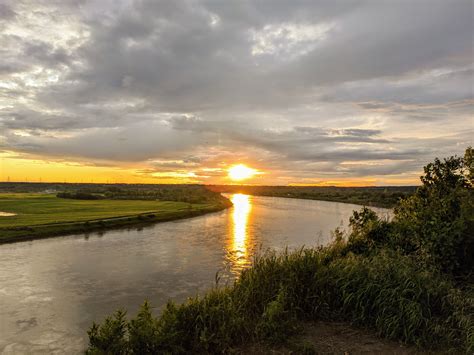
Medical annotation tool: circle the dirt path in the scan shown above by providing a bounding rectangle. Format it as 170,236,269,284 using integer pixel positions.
237,321,422,354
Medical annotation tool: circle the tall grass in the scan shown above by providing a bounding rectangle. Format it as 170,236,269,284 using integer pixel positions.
87,247,473,354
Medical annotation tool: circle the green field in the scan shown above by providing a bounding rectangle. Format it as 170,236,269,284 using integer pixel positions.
0,193,225,243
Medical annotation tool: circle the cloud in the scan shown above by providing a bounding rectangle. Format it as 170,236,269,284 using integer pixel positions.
0,0,472,184
249,22,334,57
0,3,15,20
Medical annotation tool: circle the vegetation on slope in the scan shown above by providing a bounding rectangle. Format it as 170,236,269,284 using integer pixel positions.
86,148,473,354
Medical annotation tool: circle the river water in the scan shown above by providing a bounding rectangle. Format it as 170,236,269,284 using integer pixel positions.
0,194,390,354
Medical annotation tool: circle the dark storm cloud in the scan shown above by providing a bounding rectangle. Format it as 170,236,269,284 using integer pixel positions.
0,0,472,182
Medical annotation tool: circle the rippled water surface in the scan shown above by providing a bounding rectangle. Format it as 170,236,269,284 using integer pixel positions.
0,194,390,354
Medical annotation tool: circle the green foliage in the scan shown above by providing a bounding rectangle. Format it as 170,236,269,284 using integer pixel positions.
86,249,473,353
346,207,393,254
341,148,473,274
349,206,379,232
128,301,161,353
328,252,463,345
157,289,246,353
394,148,473,273
255,286,297,343
87,310,129,354
86,148,473,353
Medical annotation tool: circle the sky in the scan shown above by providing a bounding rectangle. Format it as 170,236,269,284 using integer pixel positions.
0,0,472,185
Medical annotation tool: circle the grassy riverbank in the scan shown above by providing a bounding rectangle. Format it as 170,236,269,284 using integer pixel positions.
0,193,230,243
87,149,473,354
209,185,416,208
86,249,473,354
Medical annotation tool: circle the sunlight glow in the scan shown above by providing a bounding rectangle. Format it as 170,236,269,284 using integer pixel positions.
228,164,257,181
229,193,252,274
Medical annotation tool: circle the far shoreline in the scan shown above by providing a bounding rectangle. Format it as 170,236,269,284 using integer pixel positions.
0,192,398,245
0,203,230,245
227,192,396,209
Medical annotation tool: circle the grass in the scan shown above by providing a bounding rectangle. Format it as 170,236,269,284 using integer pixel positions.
0,193,228,243
86,248,474,354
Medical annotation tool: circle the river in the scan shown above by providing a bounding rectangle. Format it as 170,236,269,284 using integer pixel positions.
0,194,390,354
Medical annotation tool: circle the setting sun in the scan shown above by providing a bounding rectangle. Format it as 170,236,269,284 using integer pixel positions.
228,164,257,181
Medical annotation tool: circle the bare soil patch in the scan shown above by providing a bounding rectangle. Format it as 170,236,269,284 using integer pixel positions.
236,321,424,354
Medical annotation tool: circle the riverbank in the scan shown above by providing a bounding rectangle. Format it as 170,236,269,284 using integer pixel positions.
87,150,473,354
209,185,416,208
86,247,473,354
0,193,231,244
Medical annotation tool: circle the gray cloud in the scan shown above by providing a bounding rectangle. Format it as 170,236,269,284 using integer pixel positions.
0,3,15,20
0,0,472,183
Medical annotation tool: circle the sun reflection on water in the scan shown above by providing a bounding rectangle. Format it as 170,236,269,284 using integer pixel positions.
229,193,252,274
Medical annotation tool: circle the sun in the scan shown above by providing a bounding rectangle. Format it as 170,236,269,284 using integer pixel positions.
228,164,257,181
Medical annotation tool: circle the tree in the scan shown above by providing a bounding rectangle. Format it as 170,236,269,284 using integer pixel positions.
395,148,473,274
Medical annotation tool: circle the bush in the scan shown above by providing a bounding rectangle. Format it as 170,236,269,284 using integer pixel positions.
87,310,128,354
394,148,473,274
343,148,473,274
86,248,473,353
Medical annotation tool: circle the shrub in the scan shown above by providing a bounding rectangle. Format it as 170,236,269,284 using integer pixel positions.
344,148,473,274
394,148,473,274
87,310,128,354
86,249,473,353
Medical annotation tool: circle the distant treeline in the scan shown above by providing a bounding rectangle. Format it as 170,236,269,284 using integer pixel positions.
97,185,229,205
0,183,230,206
57,192,104,200
0,182,417,207
208,185,417,208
